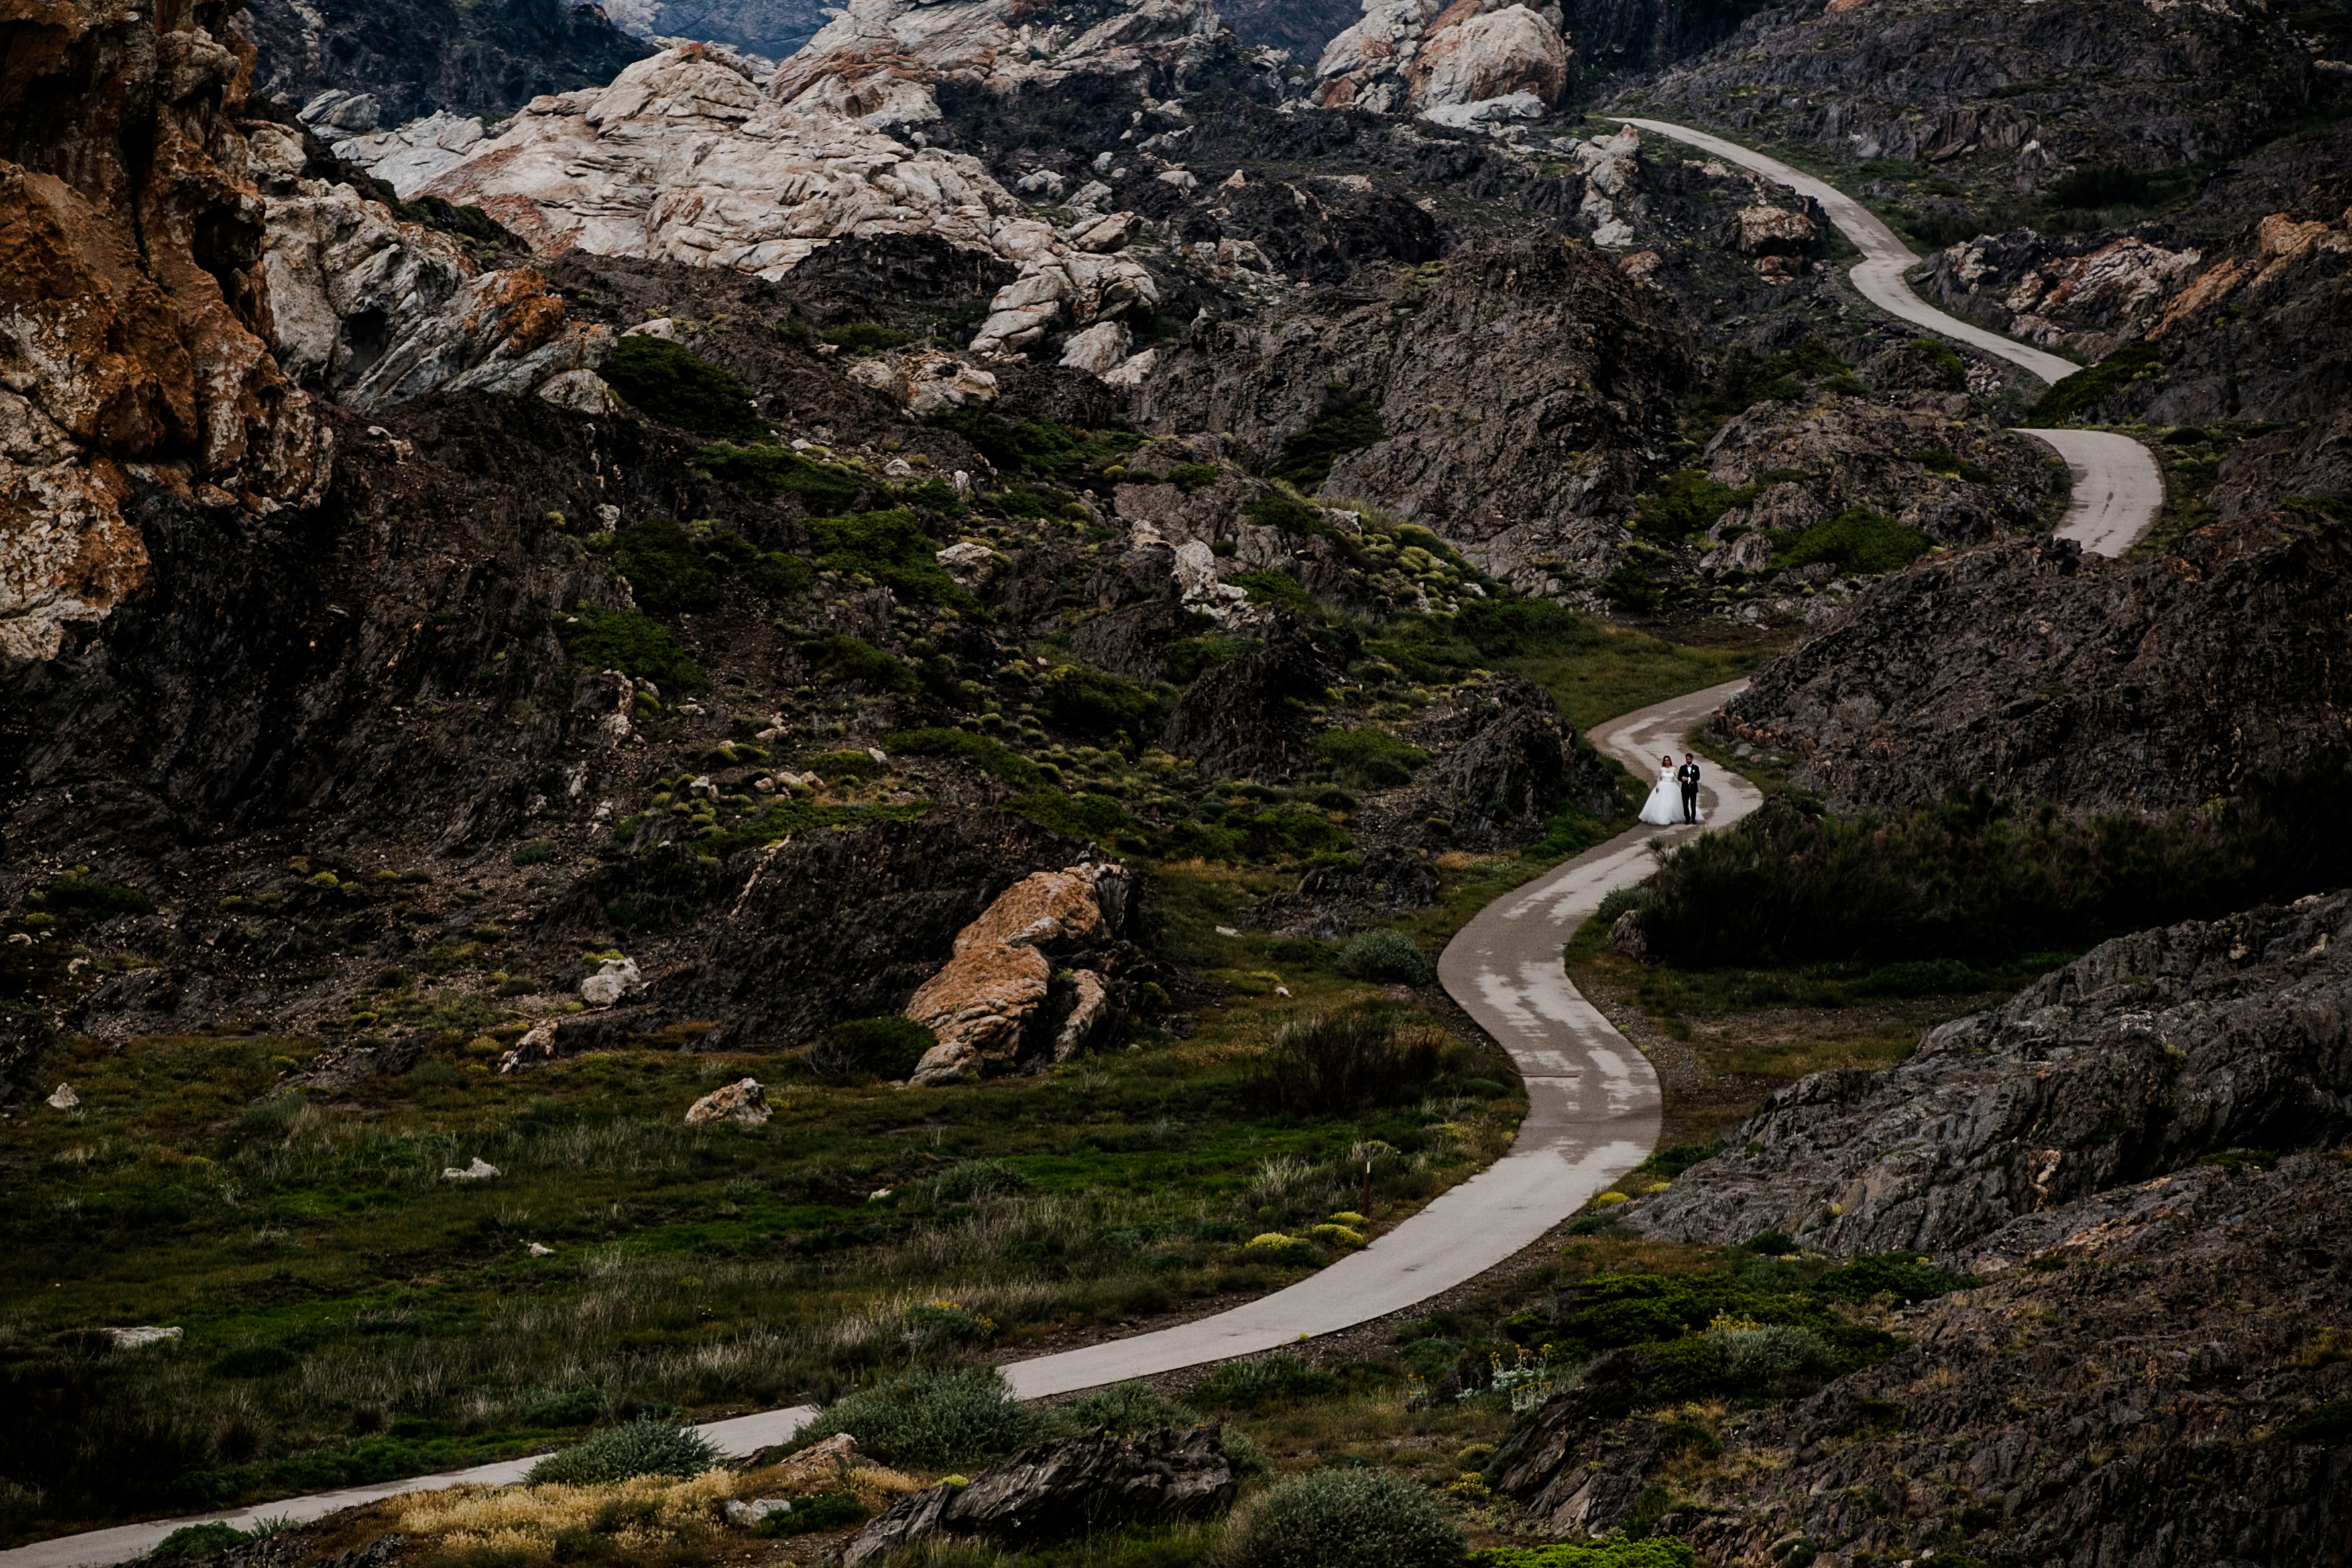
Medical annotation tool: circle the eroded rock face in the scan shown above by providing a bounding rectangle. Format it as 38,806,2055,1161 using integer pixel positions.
1716,516,2352,812
1313,0,1570,117
845,1425,1234,1566
904,859,1134,1083
1621,893,2352,1262
1924,231,2206,362
1,0,330,672
1158,623,1346,782
769,0,1231,132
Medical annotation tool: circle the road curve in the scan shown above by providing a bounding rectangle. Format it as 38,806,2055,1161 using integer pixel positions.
0,684,1765,1568
1614,117,2163,558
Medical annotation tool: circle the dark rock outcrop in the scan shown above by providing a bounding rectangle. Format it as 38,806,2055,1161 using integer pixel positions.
1503,1154,2352,1566
1716,516,2352,812
1621,892,2352,1261
844,1425,1234,1567
240,0,656,125
1159,623,1346,782
1246,845,1442,939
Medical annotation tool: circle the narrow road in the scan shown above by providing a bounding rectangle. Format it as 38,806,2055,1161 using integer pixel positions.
1616,117,2164,558
5,682,1765,1568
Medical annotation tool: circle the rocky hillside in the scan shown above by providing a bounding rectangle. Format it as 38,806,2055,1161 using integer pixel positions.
240,0,655,124
1492,893,2352,1564
1714,509,2352,812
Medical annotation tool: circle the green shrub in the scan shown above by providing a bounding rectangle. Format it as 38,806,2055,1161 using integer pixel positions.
807,509,971,607
1244,1011,1454,1116
561,605,708,694
927,408,1144,475
695,444,864,516
1190,1353,1340,1411
154,1524,252,1559
1338,930,1433,986
1598,563,1661,613
788,1367,1051,1468
1593,886,1649,926
1224,1467,1464,1568
803,635,918,694
821,322,910,353
748,552,815,597
1909,447,1995,484
755,1492,869,1535
1164,636,1256,686
522,1387,608,1427
1268,404,1387,491
2027,341,2165,424
1471,1538,1698,1568
1061,1380,1199,1435
599,337,765,440
811,748,886,780
512,841,554,867
1004,788,1142,843
1039,662,1158,733
1241,491,1333,539
42,876,158,918
2284,1398,2352,1445
1634,471,1753,541
610,518,720,613
1808,1253,1971,1305
525,1419,723,1485
1707,1322,1837,1392
1771,507,1931,575
1166,463,1222,491
1311,728,1428,790
810,1016,935,1080
1907,338,1968,390
1452,598,1606,658
932,1158,1031,1202
882,727,1041,786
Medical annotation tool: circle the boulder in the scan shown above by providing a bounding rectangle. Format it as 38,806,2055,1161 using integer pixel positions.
46,1083,78,1111
1733,203,1819,257
1315,0,1568,118
1059,320,1134,376
685,1077,773,1126
843,1425,1235,1566
903,861,1134,1083
581,957,644,1006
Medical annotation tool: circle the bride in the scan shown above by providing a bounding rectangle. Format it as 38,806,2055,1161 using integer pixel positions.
1638,753,1695,827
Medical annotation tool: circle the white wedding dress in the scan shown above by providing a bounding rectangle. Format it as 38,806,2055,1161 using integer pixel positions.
1639,766,1698,826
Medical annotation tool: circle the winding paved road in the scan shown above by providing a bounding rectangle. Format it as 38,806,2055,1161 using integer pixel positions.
1617,117,2164,558
6,682,1765,1568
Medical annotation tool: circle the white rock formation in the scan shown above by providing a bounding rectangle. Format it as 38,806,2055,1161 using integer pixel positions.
581,956,645,1006
443,1156,502,1181
1315,0,1568,115
326,111,489,198
1058,319,1134,374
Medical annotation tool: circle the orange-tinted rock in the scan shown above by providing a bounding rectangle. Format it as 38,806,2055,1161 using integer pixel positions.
0,0,328,672
905,940,1053,1082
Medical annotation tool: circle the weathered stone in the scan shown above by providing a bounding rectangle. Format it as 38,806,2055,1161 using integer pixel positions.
905,941,1053,1082
442,1156,500,1181
581,957,645,1006
843,1425,1235,1566
685,1077,772,1126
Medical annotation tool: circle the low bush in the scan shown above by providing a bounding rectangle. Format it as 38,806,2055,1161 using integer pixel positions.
882,729,1041,788
821,322,910,353
1850,958,1981,997
1338,930,1433,986
598,337,765,440
931,1158,1030,1202
1189,1353,1338,1411
1311,728,1429,790
1233,568,1319,616
803,636,918,695
154,1524,252,1558
611,518,720,613
809,1016,936,1080
747,552,815,598
1244,1011,1456,1116
1061,1380,1199,1434
1707,1321,1838,1393
1907,338,1968,390
1039,662,1159,734
1267,402,1387,490
1224,1467,1464,1568
1771,507,1930,575
1452,597,1606,658
788,1367,1051,1469
808,510,972,607
2284,1398,2352,1445
525,1419,722,1485
694,444,864,516
1633,471,1754,541
756,1491,870,1534
42,877,158,918
1004,788,1141,844
1808,1253,1971,1305
2027,341,2165,424
561,606,708,694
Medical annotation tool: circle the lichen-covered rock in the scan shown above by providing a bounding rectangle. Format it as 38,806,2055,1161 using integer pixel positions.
1716,515,2352,812
1313,0,1569,117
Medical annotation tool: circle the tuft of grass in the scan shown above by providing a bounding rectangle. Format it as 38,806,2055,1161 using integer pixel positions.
525,1419,723,1486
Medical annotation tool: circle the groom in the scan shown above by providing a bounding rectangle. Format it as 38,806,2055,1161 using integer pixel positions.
1676,753,1702,824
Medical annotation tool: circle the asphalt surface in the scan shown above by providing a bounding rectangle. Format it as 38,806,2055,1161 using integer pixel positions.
1617,117,2162,558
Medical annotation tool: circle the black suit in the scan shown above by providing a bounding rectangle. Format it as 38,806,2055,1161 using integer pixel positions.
1675,762,1701,824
